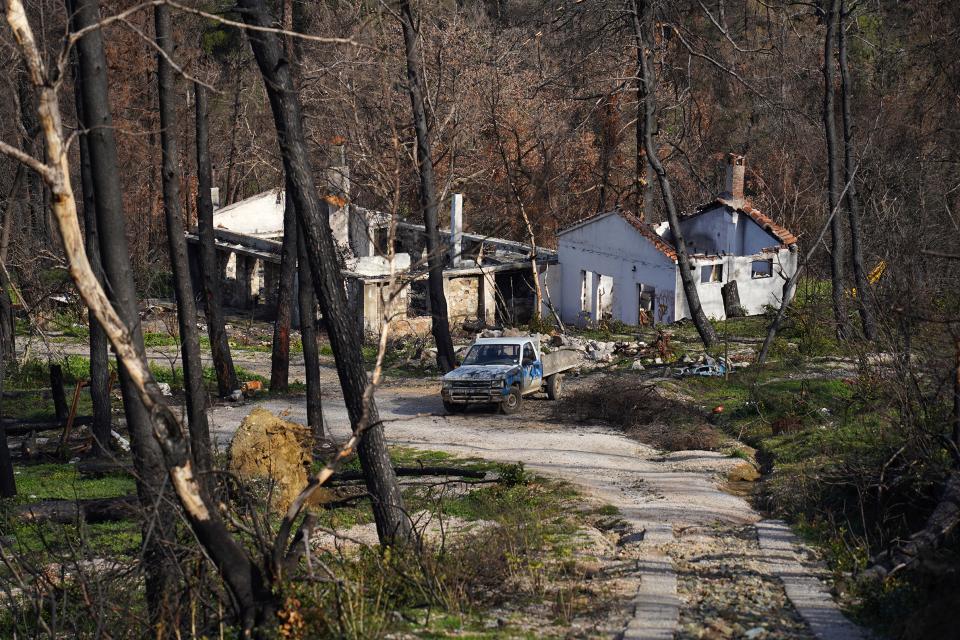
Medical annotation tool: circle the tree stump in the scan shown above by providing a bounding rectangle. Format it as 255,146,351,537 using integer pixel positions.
721,281,746,318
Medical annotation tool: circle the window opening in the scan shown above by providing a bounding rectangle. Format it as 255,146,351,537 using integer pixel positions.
751,258,773,278
701,263,723,283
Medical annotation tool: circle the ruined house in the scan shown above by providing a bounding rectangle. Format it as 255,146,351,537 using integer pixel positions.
185,155,558,338
554,154,798,327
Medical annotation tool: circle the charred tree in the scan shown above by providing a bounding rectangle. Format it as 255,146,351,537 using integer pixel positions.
74,73,111,458
0,169,15,493
155,5,213,476
68,0,180,620
6,2,281,633
596,90,621,214
0,256,14,496
296,217,323,440
0,166,19,369
822,0,849,341
269,189,297,392
195,83,239,398
630,5,655,224
238,0,412,544
632,0,717,348
838,1,876,341
399,0,457,372
270,0,304,394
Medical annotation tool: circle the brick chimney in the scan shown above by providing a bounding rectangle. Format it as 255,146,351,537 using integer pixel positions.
724,153,745,203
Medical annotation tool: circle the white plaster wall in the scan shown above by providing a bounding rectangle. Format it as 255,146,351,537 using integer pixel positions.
557,214,677,326
538,263,562,320
674,248,798,321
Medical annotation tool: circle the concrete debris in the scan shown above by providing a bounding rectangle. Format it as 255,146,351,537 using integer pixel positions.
110,430,130,452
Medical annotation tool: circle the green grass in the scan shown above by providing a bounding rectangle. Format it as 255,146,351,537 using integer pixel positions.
288,453,593,639
1,463,140,558
1,446,609,637
10,463,135,503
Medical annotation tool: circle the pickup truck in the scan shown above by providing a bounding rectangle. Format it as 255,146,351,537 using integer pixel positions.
440,337,579,414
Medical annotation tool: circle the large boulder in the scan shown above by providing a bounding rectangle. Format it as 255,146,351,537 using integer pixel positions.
229,407,313,513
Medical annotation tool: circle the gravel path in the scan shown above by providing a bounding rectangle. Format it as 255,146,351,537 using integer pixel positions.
205,373,869,639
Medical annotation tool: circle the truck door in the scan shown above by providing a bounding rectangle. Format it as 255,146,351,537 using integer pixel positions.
521,342,542,391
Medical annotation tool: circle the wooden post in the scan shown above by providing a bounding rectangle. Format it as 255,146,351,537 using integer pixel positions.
49,364,67,420
59,380,84,456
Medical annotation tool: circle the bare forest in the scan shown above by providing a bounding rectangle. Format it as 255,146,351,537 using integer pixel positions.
0,0,958,638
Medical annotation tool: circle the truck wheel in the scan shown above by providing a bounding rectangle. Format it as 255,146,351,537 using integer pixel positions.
443,400,465,414
546,373,564,401
500,386,523,415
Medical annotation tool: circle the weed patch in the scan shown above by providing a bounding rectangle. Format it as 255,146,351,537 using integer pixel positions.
559,376,723,451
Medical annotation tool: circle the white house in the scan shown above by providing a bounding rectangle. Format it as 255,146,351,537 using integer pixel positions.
556,154,798,327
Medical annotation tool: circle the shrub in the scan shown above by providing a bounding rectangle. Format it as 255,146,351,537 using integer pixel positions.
558,376,722,451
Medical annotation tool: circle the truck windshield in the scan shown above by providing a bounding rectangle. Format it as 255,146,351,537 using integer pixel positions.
462,344,520,366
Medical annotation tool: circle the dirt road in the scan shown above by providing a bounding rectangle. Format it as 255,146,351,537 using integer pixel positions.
208,373,870,640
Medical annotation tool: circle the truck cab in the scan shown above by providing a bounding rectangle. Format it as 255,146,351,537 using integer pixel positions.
441,337,575,414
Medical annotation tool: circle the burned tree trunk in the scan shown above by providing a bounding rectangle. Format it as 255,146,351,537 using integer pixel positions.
49,363,67,420
6,2,278,633
155,5,213,476
296,219,323,440
631,0,717,348
239,0,412,545
0,312,14,498
822,0,849,341
195,83,239,398
866,471,960,580
721,281,744,318
399,0,457,372
631,4,655,224
0,168,15,497
74,72,111,458
68,0,180,619
0,174,18,371
838,1,876,341
270,190,298,393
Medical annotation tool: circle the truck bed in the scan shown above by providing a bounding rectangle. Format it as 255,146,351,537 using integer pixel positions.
542,348,579,378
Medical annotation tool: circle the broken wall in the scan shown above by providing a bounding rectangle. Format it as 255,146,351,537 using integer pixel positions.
673,247,798,320
557,214,677,327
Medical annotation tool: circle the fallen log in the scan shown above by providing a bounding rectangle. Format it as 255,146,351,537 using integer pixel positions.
1,416,94,436
75,456,132,477
863,470,960,579
17,495,140,524
2,389,53,399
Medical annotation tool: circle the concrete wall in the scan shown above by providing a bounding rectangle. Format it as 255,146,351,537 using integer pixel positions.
444,273,495,325
557,213,677,327
673,247,798,320
352,278,411,336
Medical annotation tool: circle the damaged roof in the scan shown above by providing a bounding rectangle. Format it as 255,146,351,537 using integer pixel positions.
619,211,679,261
557,210,678,261
690,197,798,247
